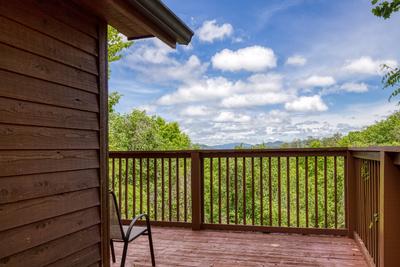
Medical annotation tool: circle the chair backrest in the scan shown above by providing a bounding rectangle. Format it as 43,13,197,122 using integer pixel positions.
109,191,125,240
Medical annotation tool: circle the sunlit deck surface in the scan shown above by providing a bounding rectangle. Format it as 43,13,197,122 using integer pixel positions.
111,227,367,266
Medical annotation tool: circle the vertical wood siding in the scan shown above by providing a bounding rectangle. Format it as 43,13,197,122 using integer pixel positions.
0,0,106,266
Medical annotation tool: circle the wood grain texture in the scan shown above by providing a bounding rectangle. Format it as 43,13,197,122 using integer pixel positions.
0,97,99,130
25,0,99,38
0,70,99,112
0,207,100,258
0,43,98,93
0,150,99,177
44,243,101,267
0,169,99,204
0,124,99,150
111,227,368,267
0,225,100,267
0,15,98,75
0,188,100,231
0,0,98,55
0,0,104,266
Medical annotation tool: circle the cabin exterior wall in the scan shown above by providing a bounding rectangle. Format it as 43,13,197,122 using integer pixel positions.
0,0,108,265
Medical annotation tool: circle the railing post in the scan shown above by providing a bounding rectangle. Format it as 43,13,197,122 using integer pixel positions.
191,151,202,230
346,151,356,238
379,151,400,267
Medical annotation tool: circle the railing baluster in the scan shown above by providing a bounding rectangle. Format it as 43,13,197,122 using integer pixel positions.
260,157,263,226
314,156,318,228
132,158,136,217
243,157,246,225
367,161,371,254
168,158,172,221
119,158,122,213
154,158,157,221
251,157,255,225
184,157,187,222
218,157,222,224
268,157,272,226
287,157,290,227
305,157,309,228
112,157,115,192
176,157,180,222
334,156,337,228
278,157,281,227
139,158,143,214
147,158,150,216
226,157,230,224
210,158,213,223
125,158,129,219
296,157,299,228
324,156,327,228
234,157,238,224
161,158,165,221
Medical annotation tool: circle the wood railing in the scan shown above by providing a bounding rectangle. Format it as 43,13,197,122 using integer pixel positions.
349,148,400,267
198,149,347,235
109,147,400,266
109,148,348,235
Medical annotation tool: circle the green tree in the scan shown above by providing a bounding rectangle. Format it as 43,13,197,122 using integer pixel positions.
108,94,193,151
108,26,133,64
371,0,400,101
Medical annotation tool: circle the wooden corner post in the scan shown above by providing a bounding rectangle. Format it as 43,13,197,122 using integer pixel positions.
191,151,202,230
98,20,110,266
346,151,356,238
379,151,400,267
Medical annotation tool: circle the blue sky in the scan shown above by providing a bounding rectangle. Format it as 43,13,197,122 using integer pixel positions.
109,0,400,145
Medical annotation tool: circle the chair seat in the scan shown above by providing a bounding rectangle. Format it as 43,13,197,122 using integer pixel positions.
123,225,147,241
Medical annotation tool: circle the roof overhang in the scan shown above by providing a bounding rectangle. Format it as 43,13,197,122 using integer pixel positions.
76,0,193,48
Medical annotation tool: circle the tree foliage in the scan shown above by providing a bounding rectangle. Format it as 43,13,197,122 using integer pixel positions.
107,26,133,64
339,111,400,146
108,94,193,151
371,0,400,18
371,0,400,101
280,111,400,148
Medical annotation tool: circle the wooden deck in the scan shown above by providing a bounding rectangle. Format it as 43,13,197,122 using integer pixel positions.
111,227,367,266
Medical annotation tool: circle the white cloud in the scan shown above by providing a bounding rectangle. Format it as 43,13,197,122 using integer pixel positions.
300,75,336,87
221,92,290,108
122,39,208,83
286,55,307,66
156,73,285,106
212,46,277,72
197,20,233,43
285,95,328,112
343,56,398,75
213,111,251,123
340,82,368,93
157,77,238,105
180,105,211,117
126,39,175,65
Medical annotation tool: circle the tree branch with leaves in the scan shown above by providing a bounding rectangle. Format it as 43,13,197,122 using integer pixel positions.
371,0,400,101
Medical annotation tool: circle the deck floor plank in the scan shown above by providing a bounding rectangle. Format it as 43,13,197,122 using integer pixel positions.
111,227,367,267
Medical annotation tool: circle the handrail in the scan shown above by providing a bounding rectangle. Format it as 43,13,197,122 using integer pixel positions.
108,147,400,266
109,148,350,235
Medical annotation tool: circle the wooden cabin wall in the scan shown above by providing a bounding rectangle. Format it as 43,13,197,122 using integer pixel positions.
0,0,108,266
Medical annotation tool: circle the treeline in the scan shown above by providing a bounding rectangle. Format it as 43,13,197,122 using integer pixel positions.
109,92,194,151
276,111,400,149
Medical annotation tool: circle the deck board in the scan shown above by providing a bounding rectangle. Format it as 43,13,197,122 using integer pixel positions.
111,227,367,266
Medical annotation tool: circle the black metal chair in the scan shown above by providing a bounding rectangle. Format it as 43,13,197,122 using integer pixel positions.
109,191,155,267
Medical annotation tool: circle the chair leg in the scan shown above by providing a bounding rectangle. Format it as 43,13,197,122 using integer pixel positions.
147,228,155,266
120,241,129,267
110,240,116,263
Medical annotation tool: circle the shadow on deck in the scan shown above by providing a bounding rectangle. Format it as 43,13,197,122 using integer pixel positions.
111,227,367,266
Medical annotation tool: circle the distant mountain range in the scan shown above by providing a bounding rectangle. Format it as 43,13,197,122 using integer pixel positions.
199,141,284,149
